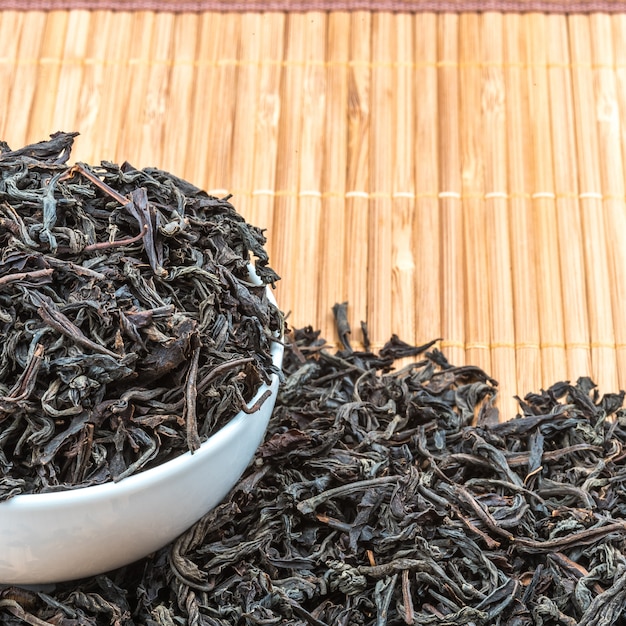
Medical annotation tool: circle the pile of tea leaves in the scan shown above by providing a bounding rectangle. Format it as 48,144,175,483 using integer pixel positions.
3,303,626,625
0,132,282,499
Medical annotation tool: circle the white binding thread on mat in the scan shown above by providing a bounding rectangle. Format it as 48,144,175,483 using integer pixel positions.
229,189,620,201
579,192,603,199
484,191,508,199
436,341,618,351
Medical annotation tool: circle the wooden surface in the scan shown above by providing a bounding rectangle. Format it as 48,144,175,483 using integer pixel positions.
2,9,626,418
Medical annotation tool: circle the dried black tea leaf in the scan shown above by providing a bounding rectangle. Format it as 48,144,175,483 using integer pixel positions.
4,305,626,625
0,132,282,499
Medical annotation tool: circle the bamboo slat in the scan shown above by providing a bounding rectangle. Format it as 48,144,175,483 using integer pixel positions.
80,11,133,163
368,12,394,345
293,12,326,336
482,11,517,420
3,12,46,145
437,13,465,368
160,12,198,177
601,14,626,394
527,13,568,390
28,11,69,142
344,11,371,342
0,12,25,139
459,13,490,375
4,10,626,417
319,12,349,342
229,12,263,228
272,13,307,323
413,12,440,351
204,13,239,193
504,13,542,401
50,10,90,138
246,12,284,235
74,11,114,164
391,13,417,350
185,12,223,190
569,14,618,394
548,15,593,386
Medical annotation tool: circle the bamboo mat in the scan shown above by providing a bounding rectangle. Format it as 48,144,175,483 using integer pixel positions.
2,10,626,419
5,2,626,12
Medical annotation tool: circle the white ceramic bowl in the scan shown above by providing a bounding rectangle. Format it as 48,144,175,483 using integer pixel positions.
0,282,283,586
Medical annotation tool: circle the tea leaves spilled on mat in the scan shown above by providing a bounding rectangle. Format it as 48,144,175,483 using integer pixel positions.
0,132,282,499
4,303,626,624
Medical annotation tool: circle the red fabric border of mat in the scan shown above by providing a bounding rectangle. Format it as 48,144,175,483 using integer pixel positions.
0,0,624,12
